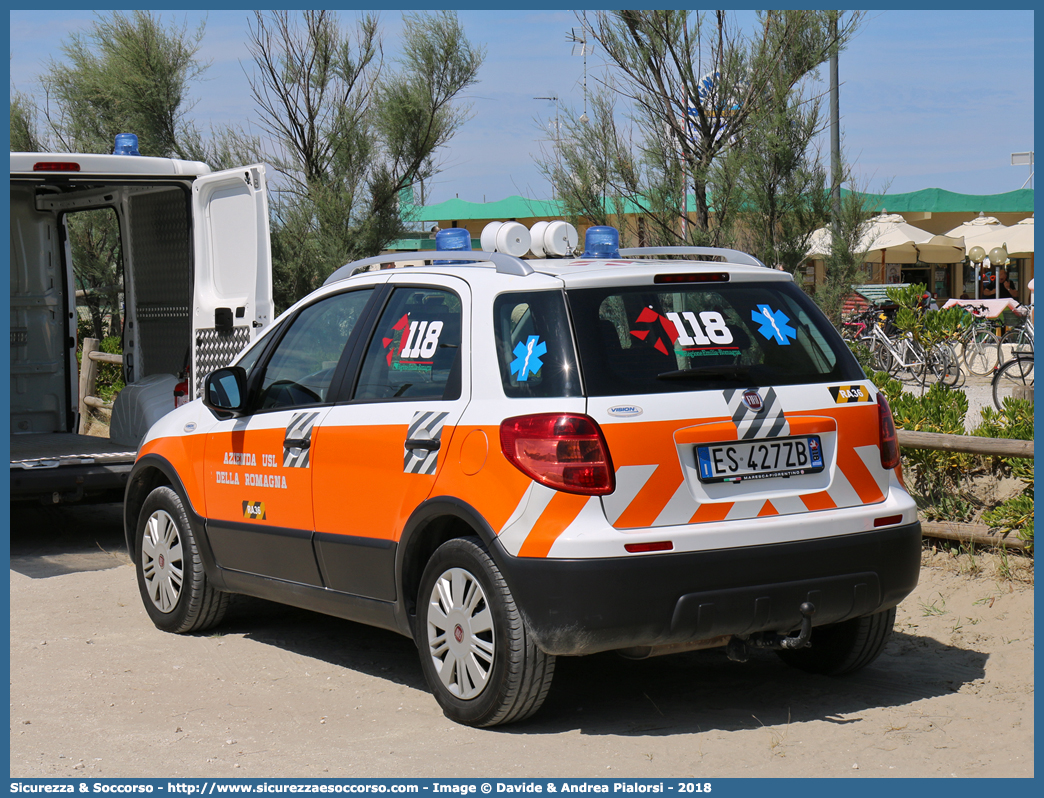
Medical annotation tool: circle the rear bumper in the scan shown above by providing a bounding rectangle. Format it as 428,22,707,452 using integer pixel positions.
10,461,133,503
493,522,922,656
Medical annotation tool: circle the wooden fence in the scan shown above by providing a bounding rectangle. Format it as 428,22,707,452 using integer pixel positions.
897,429,1033,550
77,337,123,434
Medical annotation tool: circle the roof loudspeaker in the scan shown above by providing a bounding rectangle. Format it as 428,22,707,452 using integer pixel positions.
529,220,579,258
546,221,578,257
529,221,551,257
480,221,531,258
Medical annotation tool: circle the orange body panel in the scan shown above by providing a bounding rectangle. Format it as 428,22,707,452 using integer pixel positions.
517,491,590,558
800,491,838,512
312,424,442,542
138,434,209,517
758,499,779,517
689,501,734,524
430,425,535,535
204,427,314,531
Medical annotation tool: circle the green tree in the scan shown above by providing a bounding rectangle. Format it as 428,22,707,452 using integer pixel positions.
727,69,830,272
41,11,208,159
541,10,862,248
10,91,43,152
813,174,879,326
240,10,484,310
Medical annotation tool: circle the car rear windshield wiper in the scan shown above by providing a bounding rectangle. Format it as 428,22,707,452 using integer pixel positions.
657,365,752,381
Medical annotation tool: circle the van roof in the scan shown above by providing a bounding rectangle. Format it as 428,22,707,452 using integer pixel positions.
10,152,212,177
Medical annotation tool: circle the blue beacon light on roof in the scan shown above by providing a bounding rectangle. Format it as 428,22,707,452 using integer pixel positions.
582,225,620,259
434,227,472,264
113,133,140,156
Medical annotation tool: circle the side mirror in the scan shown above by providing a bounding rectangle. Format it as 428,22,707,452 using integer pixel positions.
202,366,248,416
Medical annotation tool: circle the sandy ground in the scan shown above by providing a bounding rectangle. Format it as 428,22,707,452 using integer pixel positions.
8,503,1034,780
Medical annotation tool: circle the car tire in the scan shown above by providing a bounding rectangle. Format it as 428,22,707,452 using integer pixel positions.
415,536,555,727
775,607,896,676
135,486,228,634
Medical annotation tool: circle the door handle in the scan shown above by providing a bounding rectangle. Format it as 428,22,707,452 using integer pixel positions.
405,437,440,452
284,437,311,449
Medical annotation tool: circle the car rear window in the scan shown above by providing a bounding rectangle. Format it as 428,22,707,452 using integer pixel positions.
567,281,863,396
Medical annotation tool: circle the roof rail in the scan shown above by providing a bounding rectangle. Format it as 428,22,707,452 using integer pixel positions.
619,246,768,269
324,250,534,285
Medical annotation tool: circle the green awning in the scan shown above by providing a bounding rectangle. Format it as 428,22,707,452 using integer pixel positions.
411,188,1033,222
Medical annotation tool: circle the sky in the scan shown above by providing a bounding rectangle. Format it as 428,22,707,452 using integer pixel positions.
8,8,1036,208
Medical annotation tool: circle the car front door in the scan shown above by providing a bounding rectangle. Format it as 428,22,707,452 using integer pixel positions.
202,287,376,585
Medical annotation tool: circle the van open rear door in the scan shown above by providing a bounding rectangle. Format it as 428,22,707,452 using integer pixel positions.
190,164,274,398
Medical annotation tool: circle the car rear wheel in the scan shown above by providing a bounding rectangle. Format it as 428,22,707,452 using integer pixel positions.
416,536,555,727
135,486,228,634
776,607,896,676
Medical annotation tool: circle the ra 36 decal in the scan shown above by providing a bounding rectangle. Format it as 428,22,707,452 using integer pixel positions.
829,385,872,403
243,501,267,520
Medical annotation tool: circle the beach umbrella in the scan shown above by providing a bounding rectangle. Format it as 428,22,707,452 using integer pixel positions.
965,216,1034,256
806,213,929,263
915,233,966,263
944,211,1004,240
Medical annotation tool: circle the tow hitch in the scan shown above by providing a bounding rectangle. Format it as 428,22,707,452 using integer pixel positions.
726,602,816,662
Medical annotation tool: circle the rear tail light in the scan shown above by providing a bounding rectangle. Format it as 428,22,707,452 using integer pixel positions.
877,393,901,470
500,413,615,496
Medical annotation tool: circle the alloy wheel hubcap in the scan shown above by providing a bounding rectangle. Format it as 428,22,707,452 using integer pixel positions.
141,509,184,614
426,567,495,700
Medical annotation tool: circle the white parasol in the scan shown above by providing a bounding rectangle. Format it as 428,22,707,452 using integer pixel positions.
944,211,1004,240
964,215,1034,256
806,213,961,263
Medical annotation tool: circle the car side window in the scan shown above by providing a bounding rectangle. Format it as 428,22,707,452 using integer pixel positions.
354,287,462,402
255,289,373,411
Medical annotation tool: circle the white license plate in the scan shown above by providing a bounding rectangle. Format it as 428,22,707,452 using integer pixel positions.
695,436,825,484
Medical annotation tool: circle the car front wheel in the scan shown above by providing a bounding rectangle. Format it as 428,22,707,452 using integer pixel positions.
416,536,555,727
135,486,228,634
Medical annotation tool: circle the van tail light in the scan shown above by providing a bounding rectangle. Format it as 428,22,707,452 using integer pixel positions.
174,375,190,409
500,413,615,496
877,393,901,470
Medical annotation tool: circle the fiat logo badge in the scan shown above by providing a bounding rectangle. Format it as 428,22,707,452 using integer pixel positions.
742,390,764,412
454,624,464,643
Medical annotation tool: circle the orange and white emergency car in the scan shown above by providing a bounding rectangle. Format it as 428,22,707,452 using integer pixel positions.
124,224,921,727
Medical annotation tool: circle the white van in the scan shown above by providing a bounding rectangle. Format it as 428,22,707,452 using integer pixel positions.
10,140,273,503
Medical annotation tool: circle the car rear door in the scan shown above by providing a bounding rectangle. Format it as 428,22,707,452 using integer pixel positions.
310,276,471,600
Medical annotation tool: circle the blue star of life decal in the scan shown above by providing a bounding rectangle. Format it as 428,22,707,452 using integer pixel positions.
510,335,547,381
751,304,797,345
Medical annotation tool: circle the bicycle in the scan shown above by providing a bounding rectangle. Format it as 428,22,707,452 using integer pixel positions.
992,351,1034,410
867,314,960,387
953,303,1001,376
998,305,1033,361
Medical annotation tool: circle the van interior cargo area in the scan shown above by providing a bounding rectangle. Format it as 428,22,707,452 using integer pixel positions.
10,432,137,468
